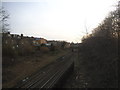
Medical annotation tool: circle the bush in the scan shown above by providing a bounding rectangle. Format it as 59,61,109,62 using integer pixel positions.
2,45,18,67
50,44,55,51
18,39,35,55
40,46,49,53
2,44,18,58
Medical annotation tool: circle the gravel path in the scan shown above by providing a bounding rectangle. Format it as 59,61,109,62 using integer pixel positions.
62,52,88,88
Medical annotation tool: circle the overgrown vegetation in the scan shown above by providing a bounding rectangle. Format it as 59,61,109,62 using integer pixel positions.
79,1,119,88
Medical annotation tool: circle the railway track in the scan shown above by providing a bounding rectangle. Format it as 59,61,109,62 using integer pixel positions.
14,52,74,88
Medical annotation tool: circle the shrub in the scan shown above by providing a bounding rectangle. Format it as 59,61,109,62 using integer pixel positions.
18,39,35,55
2,43,18,58
50,44,55,51
40,46,49,53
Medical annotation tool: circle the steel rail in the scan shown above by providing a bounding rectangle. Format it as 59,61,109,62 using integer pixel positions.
14,53,74,88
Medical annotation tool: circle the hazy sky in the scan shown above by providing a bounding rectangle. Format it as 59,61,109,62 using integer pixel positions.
2,0,118,43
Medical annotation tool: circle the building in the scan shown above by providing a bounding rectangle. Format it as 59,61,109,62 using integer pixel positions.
33,38,47,46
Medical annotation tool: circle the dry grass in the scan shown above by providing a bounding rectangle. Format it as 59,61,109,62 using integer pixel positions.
3,49,70,88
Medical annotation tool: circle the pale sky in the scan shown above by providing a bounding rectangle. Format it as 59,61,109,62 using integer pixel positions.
1,0,118,43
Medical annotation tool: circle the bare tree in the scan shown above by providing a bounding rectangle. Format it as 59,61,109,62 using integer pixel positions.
0,7,10,33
